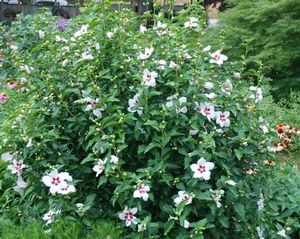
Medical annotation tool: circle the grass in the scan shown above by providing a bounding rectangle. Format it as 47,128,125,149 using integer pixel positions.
0,219,123,239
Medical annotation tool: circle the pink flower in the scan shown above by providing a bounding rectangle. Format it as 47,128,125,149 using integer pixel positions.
174,191,192,206
7,81,17,89
143,69,158,87
209,50,228,65
215,111,230,127
133,184,150,201
190,158,215,180
7,160,25,174
0,92,9,103
119,206,138,227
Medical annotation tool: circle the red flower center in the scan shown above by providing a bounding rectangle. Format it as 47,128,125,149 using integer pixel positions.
124,212,134,220
198,165,206,173
51,177,61,186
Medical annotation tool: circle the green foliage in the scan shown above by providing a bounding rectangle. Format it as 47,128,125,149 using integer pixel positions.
0,219,122,238
0,1,296,238
206,0,300,98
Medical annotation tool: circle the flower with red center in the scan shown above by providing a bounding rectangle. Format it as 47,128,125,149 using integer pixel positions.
128,94,143,115
7,80,17,89
7,160,25,174
215,111,230,127
119,206,138,227
209,50,228,65
42,170,73,194
133,183,150,201
142,69,158,87
58,184,76,195
264,160,275,166
42,209,61,225
196,102,216,121
92,159,107,177
174,191,193,207
138,47,154,60
0,92,9,103
190,157,214,180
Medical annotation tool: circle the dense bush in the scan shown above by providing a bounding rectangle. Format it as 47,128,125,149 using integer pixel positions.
205,0,300,98
0,1,296,238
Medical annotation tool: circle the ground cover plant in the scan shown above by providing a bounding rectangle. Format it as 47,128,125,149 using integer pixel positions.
0,1,298,238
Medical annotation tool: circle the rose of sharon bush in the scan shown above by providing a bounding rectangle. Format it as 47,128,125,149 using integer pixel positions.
0,2,289,238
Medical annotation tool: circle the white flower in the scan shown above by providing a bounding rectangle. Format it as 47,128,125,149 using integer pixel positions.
76,203,84,209
42,209,60,225
110,155,119,164
7,160,25,174
176,96,187,114
205,92,217,100
233,72,241,79
106,32,114,38
183,51,192,60
139,25,147,33
85,98,106,117
210,189,225,208
38,30,45,39
142,69,158,88
225,180,237,186
92,159,107,177
256,227,265,239
169,61,179,69
215,111,230,127
62,59,69,67
58,184,76,194
26,138,33,148
174,191,193,206
138,47,154,60
222,80,233,94
190,158,215,180
184,17,199,28
14,176,28,192
156,21,167,29
1,152,16,162
209,50,228,65
119,206,138,227
81,52,94,60
249,86,263,102
157,59,167,70
138,223,146,232
133,183,150,201
128,94,143,115
198,103,216,121
42,170,73,194
95,42,100,50
257,193,265,211
277,229,287,238
20,77,28,84
204,82,214,89
184,220,190,229
203,45,211,52
189,129,199,136
20,65,34,74
74,24,88,38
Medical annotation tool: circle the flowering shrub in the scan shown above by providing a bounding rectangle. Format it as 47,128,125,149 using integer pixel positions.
0,2,295,238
